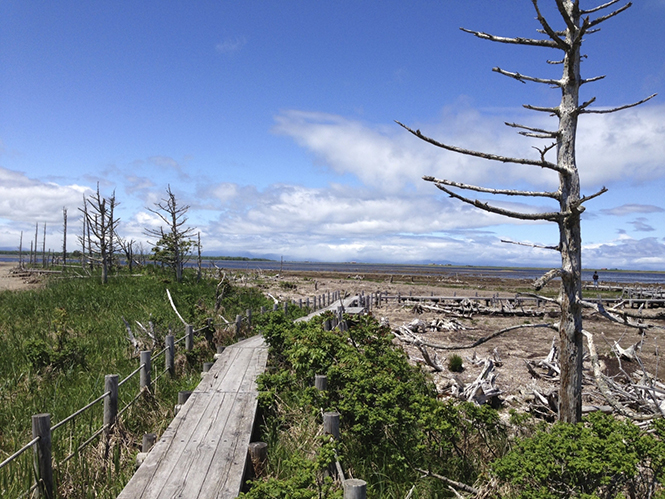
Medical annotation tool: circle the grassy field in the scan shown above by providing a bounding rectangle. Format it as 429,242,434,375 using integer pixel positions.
0,267,273,498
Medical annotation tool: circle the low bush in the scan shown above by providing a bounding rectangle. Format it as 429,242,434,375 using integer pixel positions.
245,313,506,498
492,412,665,498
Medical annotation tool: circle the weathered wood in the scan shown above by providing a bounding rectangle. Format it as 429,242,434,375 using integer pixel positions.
185,324,194,351
103,374,118,435
323,412,340,440
344,479,367,499
140,350,152,391
143,433,157,452
32,413,53,499
118,335,268,499
247,442,268,478
315,375,328,391
165,335,175,377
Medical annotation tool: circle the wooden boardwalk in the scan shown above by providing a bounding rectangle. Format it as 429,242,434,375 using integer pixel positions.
118,335,268,499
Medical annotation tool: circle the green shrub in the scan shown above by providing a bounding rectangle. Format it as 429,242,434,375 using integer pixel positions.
252,313,503,497
492,412,665,498
448,353,464,372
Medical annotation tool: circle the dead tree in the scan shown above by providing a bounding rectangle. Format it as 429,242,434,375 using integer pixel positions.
145,185,195,282
79,185,120,284
398,0,655,423
62,207,67,269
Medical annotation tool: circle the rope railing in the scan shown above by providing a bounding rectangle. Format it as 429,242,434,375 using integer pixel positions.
51,390,111,432
2,302,272,499
0,436,40,472
118,363,144,388
58,423,110,466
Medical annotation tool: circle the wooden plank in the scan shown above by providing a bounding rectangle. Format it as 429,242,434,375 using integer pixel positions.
117,390,214,498
118,335,268,499
150,392,236,498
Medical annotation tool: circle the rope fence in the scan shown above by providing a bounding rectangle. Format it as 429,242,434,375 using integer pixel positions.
2,292,318,498
0,318,223,498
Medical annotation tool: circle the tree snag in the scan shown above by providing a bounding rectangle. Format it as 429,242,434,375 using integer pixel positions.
399,0,656,423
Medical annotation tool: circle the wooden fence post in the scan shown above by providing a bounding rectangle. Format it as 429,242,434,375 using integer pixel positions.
32,413,53,499
185,325,194,351
140,350,152,391
260,306,266,315
247,441,268,478
165,334,175,377
323,411,340,440
174,390,193,415
272,303,278,312
283,302,288,314
315,375,327,391
246,308,252,328
344,479,367,499
104,374,118,435
235,314,242,338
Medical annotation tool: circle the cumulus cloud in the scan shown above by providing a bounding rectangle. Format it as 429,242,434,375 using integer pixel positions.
0,166,89,223
273,108,563,194
577,105,665,187
274,104,665,195
584,236,665,269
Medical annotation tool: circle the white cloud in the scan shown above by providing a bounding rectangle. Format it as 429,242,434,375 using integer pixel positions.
600,203,665,216
274,104,665,196
577,105,665,187
0,167,89,223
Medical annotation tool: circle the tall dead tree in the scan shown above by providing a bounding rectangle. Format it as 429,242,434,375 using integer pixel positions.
62,207,67,269
79,185,120,284
398,0,655,423
145,185,195,282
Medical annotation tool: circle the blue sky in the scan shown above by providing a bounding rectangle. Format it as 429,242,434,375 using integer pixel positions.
1,1,665,269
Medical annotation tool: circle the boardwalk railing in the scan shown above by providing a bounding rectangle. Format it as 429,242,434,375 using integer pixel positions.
0,322,214,498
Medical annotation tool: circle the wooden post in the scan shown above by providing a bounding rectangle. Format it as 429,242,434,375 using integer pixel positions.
306,297,310,309
175,390,193,415
185,325,194,351
344,479,367,499
32,413,54,499
142,433,157,452
104,374,118,435
323,411,339,440
273,303,279,312
235,314,242,338
324,319,332,331
283,302,288,314
178,391,192,405
247,441,268,478
261,306,266,315
140,350,152,391
299,298,302,309
315,375,327,391
165,334,175,377
246,308,252,328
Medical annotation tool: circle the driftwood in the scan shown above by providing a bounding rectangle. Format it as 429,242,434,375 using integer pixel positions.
394,322,556,351
166,288,189,327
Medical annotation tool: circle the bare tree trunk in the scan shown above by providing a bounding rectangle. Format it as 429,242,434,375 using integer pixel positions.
19,231,23,268
197,231,202,281
556,2,583,423
62,207,67,269
33,222,38,267
400,0,654,423
42,222,46,268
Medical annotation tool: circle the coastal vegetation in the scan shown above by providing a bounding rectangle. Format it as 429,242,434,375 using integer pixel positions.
0,266,271,497
243,311,665,498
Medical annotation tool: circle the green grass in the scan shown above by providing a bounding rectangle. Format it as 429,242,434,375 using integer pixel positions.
0,267,274,497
